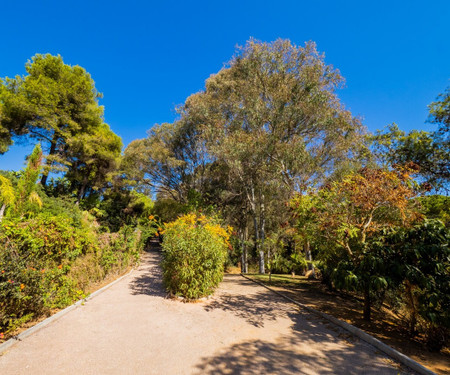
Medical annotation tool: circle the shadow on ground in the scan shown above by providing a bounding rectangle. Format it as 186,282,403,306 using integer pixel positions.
193,335,403,375
204,276,293,327
128,248,167,298
199,275,409,375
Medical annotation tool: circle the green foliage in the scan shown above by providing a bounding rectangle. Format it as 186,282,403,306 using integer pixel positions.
0,54,123,199
382,220,450,350
13,144,43,216
0,212,144,336
429,86,450,139
65,122,122,202
291,168,419,321
153,198,187,223
0,214,94,333
418,195,450,226
40,194,84,227
372,112,449,192
95,188,154,232
161,213,229,299
0,175,15,220
1,54,102,161
123,118,209,203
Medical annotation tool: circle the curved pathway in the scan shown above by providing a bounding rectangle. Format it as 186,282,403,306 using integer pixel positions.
0,249,414,374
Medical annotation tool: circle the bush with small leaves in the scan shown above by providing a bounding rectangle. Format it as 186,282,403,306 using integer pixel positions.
161,213,231,299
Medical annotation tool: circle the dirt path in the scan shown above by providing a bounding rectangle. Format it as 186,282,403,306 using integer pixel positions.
0,249,415,374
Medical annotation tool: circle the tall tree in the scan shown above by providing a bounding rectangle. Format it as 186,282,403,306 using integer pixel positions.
429,86,450,138
372,87,450,193
371,123,449,192
0,54,104,185
184,39,364,273
123,118,208,202
429,86,450,190
65,122,122,203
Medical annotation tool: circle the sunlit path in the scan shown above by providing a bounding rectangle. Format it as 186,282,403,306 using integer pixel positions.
0,248,414,375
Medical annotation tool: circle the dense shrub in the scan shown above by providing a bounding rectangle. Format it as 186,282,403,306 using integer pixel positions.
0,214,144,336
161,213,231,299
153,198,188,223
383,220,450,351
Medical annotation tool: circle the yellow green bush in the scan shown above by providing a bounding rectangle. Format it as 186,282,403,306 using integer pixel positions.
0,214,143,337
161,213,231,299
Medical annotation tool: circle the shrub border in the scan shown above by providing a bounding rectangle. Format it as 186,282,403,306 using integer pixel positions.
0,269,134,355
241,273,436,375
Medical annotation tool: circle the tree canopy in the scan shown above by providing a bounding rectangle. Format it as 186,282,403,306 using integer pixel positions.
0,54,106,185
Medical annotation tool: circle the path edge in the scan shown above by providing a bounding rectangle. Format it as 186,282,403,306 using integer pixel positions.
0,269,134,355
240,273,436,375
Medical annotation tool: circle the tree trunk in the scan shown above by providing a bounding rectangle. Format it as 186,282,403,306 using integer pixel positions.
363,284,371,321
304,240,315,277
254,211,264,274
41,138,57,186
76,180,88,205
250,185,264,274
240,227,248,274
405,281,417,335
0,203,6,222
260,194,266,274
259,194,266,274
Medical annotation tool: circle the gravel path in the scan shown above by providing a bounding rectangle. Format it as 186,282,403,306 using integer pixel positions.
0,248,414,374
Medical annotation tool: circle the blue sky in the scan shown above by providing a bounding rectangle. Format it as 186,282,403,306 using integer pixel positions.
1,0,449,170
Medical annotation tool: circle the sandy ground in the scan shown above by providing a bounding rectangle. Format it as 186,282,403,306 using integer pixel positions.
0,249,416,375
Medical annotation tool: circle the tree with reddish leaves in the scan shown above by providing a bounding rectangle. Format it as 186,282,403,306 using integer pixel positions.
295,167,420,320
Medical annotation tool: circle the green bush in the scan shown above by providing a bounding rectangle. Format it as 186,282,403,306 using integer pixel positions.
0,214,144,336
0,214,94,333
385,220,450,351
161,213,230,299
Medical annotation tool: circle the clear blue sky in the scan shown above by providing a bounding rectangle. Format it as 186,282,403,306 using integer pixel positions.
1,0,449,171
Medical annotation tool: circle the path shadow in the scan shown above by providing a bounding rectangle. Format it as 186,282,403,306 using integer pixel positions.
200,275,413,375
193,334,406,375
128,248,167,298
204,276,292,327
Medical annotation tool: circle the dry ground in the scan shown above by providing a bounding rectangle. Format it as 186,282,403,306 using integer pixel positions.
247,273,449,375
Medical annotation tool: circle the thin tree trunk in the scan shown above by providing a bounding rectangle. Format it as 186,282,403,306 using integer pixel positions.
41,138,57,186
258,192,265,274
0,203,6,222
304,240,315,277
244,225,248,273
250,184,265,274
76,180,88,205
253,211,265,274
240,227,248,274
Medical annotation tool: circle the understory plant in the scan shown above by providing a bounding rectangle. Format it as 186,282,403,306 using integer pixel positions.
0,214,144,336
161,213,231,299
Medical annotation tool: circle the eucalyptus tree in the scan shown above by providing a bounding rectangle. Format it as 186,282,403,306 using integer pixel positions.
123,117,209,202
0,54,104,185
183,39,364,273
